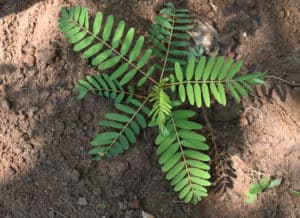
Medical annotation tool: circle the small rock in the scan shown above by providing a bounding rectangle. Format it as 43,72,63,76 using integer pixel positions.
228,0,235,6
250,9,257,16
279,10,285,19
227,51,236,59
43,90,50,99
79,112,94,123
245,0,255,7
128,199,140,209
47,210,55,218
67,83,74,90
28,69,38,77
142,211,155,218
111,186,126,198
23,54,35,67
65,169,80,182
246,114,254,125
118,202,127,211
77,197,88,206
28,106,39,118
242,32,247,38
0,98,10,110
107,161,129,178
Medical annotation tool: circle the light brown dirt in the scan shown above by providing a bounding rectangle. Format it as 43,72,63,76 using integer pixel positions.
0,0,299,217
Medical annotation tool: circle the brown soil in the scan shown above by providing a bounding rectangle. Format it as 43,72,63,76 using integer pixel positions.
0,0,299,217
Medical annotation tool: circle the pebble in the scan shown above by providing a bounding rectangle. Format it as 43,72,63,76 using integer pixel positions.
128,199,140,209
67,83,74,90
279,10,285,19
227,51,236,59
242,32,248,38
246,114,254,125
28,69,38,77
228,0,235,6
28,106,39,118
23,54,35,67
142,211,155,218
0,98,10,110
111,186,126,198
65,169,80,182
118,202,127,211
107,161,129,178
79,112,94,123
77,197,88,206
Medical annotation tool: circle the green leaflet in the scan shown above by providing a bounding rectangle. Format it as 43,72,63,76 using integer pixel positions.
103,15,114,41
203,56,215,80
120,69,137,85
74,36,94,52
110,63,129,80
218,58,233,80
93,12,103,35
112,20,125,48
179,84,186,102
184,149,210,161
194,83,202,108
137,49,152,68
186,83,195,105
210,82,222,104
99,120,124,129
178,130,206,142
227,82,240,102
172,110,195,119
227,60,243,80
186,57,195,81
137,66,155,87
175,62,183,81
202,83,210,107
211,56,224,80
91,132,119,146
98,56,121,71
120,27,135,54
129,36,144,62
195,56,206,80
82,43,103,59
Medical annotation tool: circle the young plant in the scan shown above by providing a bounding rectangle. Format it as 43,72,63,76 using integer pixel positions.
58,3,265,204
246,177,282,204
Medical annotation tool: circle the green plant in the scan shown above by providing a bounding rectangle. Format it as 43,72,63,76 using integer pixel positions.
58,3,265,204
246,177,282,204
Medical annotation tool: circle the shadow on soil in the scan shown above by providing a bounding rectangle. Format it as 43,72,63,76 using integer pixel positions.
0,0,43,18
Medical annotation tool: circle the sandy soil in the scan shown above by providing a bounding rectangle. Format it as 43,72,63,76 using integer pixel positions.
0,0,299,217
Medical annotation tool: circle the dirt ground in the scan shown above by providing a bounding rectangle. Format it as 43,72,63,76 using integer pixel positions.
0,0,299,217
